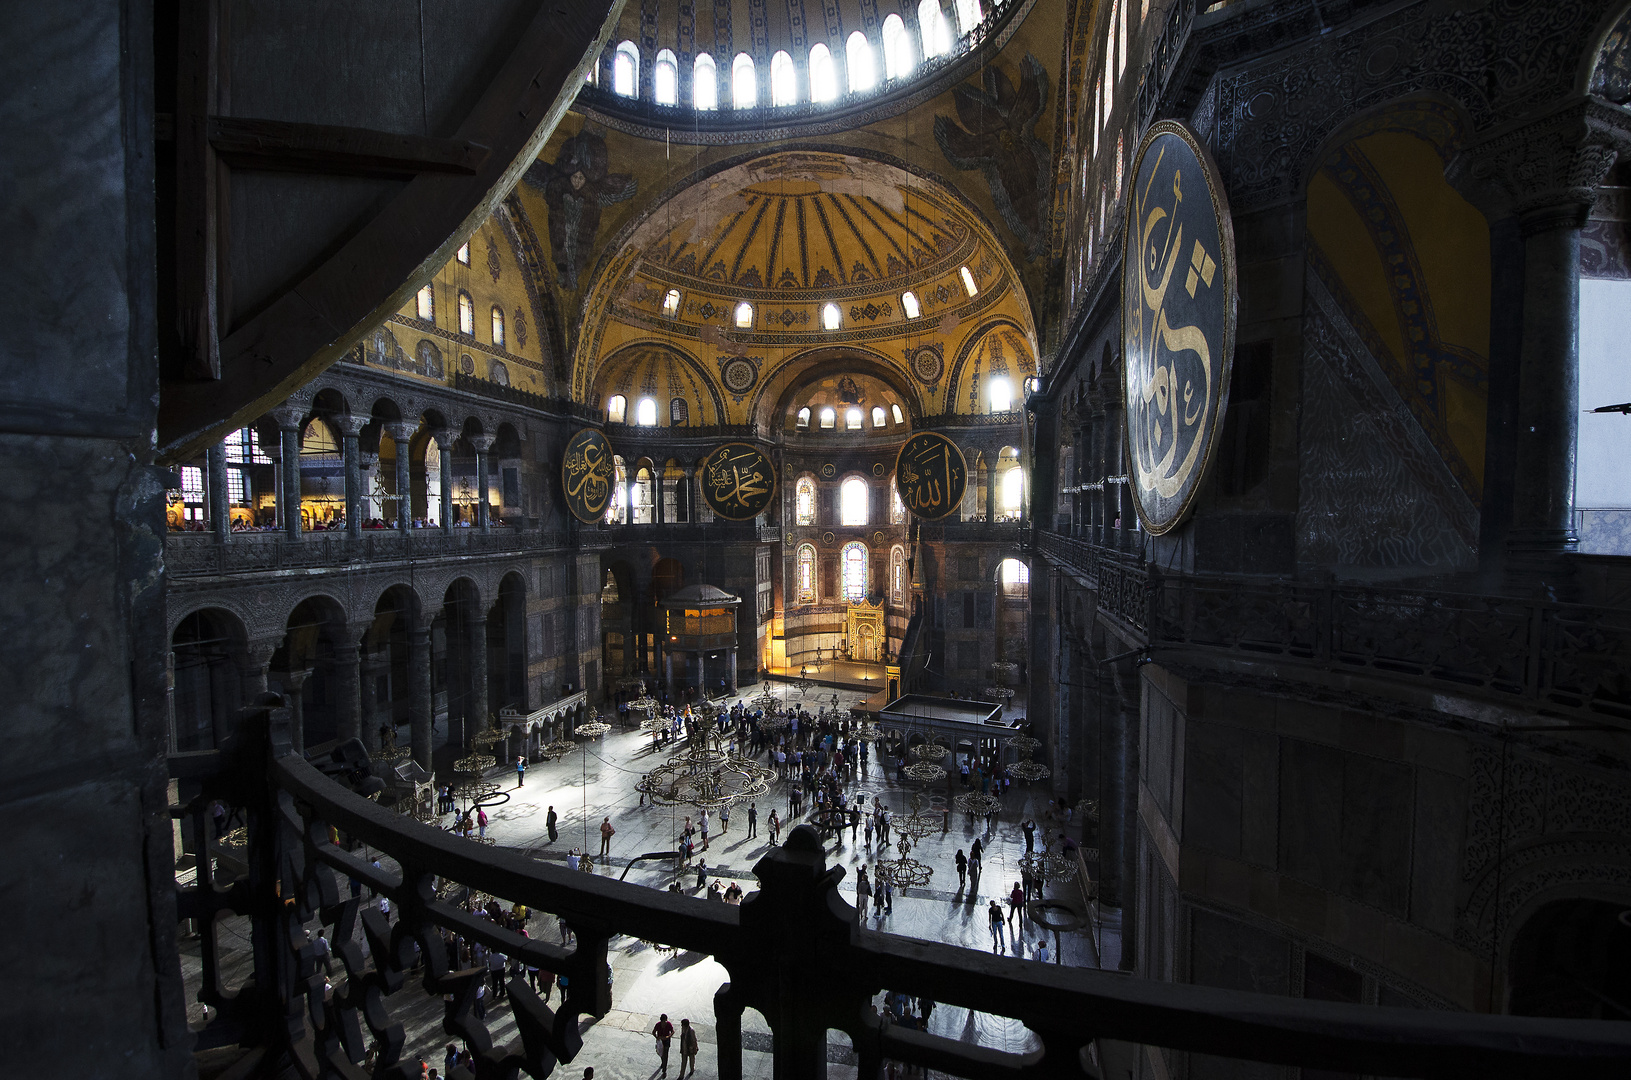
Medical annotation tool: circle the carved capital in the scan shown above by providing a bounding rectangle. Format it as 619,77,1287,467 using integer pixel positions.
468,433,497,453
428,428,456,452
1448,97,1631,222
270,404,307,431
382,420,418,442
333,413,368,438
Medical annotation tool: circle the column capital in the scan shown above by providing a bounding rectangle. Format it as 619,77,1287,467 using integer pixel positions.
428,428,456,451
1447,96,1631,222
270,404,306,431
382,420,418,442
333,413,368,438
468,433,496,453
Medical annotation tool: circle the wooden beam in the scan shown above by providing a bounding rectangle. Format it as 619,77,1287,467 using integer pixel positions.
173,0,221,381
207,116,492,178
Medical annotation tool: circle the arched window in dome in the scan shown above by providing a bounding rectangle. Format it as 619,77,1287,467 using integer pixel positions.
796,543,817,603
693,53,718,109
872,407,886,428
819,407,836,429
841,541,869,602
415,284,434,321
732,52,757,108
670,398,688,425
809,43,837,102
606,395,627,423
918,0,952,58
988,375,1013,412
795,477,816,525
735,301,754,328
882,14,914,79
662,288,682,316
771,51,797,106
845,407,863,430
960,265,978,296
613,41,639,97
457,291,474,335
891,403,904,425
900,290,920,319
847,32,876,93
635,396,657,426
490,306,505,348
456,242,470,265
822,302,842,330
955,0,983,35
796,406,811,430
890,545,907,603
840,476,868,525
654,49,678,105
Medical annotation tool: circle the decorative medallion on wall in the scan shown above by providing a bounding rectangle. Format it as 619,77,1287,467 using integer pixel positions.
699,442,777,520
873,530,885,546
894,431,968,520
907,343,945,385
720,355,759,395
460,353,475,375
820,462,837,479
561,428,616,523
1122,120,1237,535
872,462,886,477
487,241,503,282
821,531,836,546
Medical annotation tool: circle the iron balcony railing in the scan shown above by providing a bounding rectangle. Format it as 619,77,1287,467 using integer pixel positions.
166,529,574,576
172,709,1631,1080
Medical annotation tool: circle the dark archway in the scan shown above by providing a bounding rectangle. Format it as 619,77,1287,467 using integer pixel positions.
170,609,247,752
1509,897,1631,1019
493,571,529,715
272,596,348,753
439,578,484,746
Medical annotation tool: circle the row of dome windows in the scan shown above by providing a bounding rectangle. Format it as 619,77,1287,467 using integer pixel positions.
656,269,976,330
603,376,1016,428
413,244,510,348
605,1,984,109
796,404,907,430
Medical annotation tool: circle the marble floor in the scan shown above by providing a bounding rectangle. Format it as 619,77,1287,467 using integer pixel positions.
180,685,1116,1079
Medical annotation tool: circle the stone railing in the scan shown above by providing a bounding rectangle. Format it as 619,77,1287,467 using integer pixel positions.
166,528,572,576
1035,532,1631,728
171,708,1631,1080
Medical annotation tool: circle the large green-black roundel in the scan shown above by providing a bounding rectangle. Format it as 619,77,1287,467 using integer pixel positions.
894,431,968,520
1122,119,1236,535
561,428,616,523
700,442,777,520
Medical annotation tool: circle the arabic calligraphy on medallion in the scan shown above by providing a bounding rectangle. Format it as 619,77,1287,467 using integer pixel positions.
561,428,616,523
894,431,968,520
1122,120,1236,535
700,442,777,520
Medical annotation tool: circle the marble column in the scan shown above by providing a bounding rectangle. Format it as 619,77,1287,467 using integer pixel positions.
206,441,230,542
467,613,490,740
431,429,455,534
336,414,367,539
383,421,417,532
332,639,362,745
470,434,495,531
655,470,666,525
683,468,697,523
408,623,434,770
359,650,388,750
238,638,280,704
281,668,312,756
984,451,997,522
272,404,305,538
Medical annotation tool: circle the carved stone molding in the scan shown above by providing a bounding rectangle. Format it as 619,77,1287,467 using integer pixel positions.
1447,97,1631,222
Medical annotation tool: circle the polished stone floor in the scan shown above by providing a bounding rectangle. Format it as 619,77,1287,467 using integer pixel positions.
179,683,1117,1079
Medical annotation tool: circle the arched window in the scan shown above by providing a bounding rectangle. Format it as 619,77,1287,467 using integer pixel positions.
988,375,1013,412
670,398,689,425
608,456,628,523
890,485,906,524
654,49,678,105
840,476,868,525
796,406,811,429
871,406,886,428
819,406,836,429
795,476,816,524
694,53,718,109
822,302,842,330
1001,464,1024,514
662,288,682,316
796,543,817,602
841,541,869,603
457,291,474,335
771,51,797,106
890,545,907,603
456,242,470,265
490,306,505,348
613,41,639,97
955,0,983,35
845,407,863,430
882,14,914,79
891,403,905,425
633,467,654,524
999,557,1029,590
918,0,952,58
901,290,920,318
732,52,757,108
847,32,875,93
415,284,434,321
606,394,627,423
735,301,754,328
636,396,657,426
809,43,837,102
960,265,978,296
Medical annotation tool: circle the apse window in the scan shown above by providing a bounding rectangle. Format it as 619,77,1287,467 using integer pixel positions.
809,43,837,102
846,407,864,430
415,285,434,321
988,376,1013,412
795,477,816,524
955,0,984,35
456,243,470,266
733,53,757,108
901,291,920,319
840,476,869,525
771,51,797,106
960,265,978,297
882,14,914,79
841,541,869,602
846,32,876,94
735,301,754,328
662,289,682,317
636,396,658,426
796,406,811,430
654,50,678,105
606,395,627,423
891,404,904,425
491,307,505,348
796,544,816,602
822,302,842,330
918,0,952,57
694,54,718,109
671,398,689,425
613,41,639,98
872,407,886,428
820,407,836,429
457,291,475,335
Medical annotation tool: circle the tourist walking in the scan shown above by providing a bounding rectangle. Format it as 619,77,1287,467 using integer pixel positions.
855,867,872,921
516,756,527,787
546,806,558,842
699,809,710,851
955,849,967,888
768,808,781,845
969,837,983,873
987,900,1005,949
746,802,757,838
1008,882,1025,929
678,1018,699,1077
599,816,615,856
652,1014,674,1076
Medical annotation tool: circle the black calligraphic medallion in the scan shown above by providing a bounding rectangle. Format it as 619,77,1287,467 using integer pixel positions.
894,431,968,520
700,442,777,520
1122,120,1236,535
561,428,616,523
